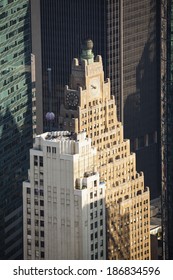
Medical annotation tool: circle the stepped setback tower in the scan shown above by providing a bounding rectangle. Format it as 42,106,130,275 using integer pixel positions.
23,40,150,260
59,40,150,260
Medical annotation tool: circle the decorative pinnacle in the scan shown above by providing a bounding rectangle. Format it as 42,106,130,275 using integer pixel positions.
80,38,94,63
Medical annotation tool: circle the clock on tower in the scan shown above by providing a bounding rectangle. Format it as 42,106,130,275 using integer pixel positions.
89,76,100,97
65,91,79,109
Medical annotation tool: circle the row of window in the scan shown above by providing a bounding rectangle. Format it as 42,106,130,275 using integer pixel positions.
90,200,102,209
91,250,104,260
34,156,43,166
47,146,56,153
27,249,44,258
90,220,103,230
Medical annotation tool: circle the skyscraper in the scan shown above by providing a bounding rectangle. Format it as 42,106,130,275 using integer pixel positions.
23,131,106,259
0,0,33,259
31,0,161,198
161,0,173,260
23,42,150,260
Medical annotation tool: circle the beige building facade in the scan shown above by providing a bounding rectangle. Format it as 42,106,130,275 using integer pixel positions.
59,41,150,260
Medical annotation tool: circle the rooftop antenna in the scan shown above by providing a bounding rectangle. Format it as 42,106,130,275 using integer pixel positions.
45,68,55,132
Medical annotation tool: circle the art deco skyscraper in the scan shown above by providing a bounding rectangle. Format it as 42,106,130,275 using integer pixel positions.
23,41,150,260
59,40,150,260
23,131,106,260
0,0,33,259
31,0,160,199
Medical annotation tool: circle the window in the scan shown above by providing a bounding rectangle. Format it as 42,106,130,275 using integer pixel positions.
35,251,39,257
34,156,38,166
40,210,44,217
39,157,43,167
40,190,44,196
27,249,31,256
40,221,44,227
27,188,30,194
40,200,44,206
40,179,44,186
27,198,31,204
41,241,44,248
35,199,38,205
34,189,38,195
27,239,31,245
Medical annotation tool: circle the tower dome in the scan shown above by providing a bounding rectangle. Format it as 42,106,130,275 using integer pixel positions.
80,38,94,64
81,39,93,50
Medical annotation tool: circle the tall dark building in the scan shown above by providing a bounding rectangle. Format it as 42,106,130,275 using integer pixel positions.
31,0,160,198
0,0,33,259
161,0,173,260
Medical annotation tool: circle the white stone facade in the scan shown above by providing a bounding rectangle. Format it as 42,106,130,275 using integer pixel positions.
23,132,106,259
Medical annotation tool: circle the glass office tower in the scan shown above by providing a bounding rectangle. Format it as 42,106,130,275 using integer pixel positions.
0,0,33,259
161,0,173,260
31,0,160,198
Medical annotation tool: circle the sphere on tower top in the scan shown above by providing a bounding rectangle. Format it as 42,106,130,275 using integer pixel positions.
81,39,93,51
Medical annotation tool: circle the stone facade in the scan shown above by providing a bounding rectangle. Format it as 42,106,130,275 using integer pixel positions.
23,132,106,259
59,47,150,260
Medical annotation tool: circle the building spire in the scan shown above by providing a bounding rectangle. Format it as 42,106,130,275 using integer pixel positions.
80,38,94,64
45,68,55,131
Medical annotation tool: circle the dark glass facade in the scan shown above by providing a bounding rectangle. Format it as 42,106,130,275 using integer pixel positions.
0,0,33,259
32,0,160,198
161,0,173,260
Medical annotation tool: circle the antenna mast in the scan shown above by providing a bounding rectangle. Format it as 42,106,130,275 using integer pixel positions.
45,68,55,132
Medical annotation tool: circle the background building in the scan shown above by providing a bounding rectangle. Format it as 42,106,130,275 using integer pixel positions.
0,0,33,259
23,131,106,260
31,0,161,199
150,197,162,260
161,0,173,260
